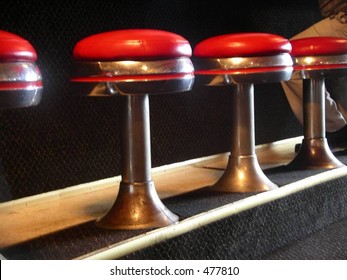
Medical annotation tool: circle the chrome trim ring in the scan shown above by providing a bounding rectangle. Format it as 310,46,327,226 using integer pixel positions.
72,58,194,78
291,54,347,79
194,54,293,71
0,62,42,82
71,57,194,95
293,54,347,67
0,62,43,108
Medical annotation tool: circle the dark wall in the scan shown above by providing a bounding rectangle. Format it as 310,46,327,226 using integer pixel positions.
0,0,320,201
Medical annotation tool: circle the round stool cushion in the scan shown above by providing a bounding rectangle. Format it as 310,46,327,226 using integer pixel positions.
193,33,291,58
290,37,347,56
0,30,37,62
73,29,192,61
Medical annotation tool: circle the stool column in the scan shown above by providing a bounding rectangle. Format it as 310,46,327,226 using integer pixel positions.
121,95,152,183
212,83,278,193
231,84,255,155
96,94,179,229
289,78,343,169
304,78,325,138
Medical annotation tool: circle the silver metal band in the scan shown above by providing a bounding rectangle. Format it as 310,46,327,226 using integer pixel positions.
194,53,293,71
72,57,194,77
293,54,347,67
0,62,42,82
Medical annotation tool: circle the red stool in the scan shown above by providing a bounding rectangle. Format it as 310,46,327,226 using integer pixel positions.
288,37,347,169
0,30,42,108
71,29,194,229
194,33,293,192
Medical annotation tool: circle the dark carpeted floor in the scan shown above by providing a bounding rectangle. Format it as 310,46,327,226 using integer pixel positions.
264,217,347,259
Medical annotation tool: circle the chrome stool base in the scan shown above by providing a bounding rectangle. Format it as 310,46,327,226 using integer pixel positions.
288,138,344,170
211,155,278,193
96,181,179,230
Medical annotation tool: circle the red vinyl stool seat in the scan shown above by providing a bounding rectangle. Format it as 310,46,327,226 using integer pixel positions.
287,37,347,169
0,30,42,108
71,29,194,229
194,33,293,192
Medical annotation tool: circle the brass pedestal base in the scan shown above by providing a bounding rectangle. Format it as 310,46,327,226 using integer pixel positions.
288,138,344,170
211,155,278,193
96,181,179,230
